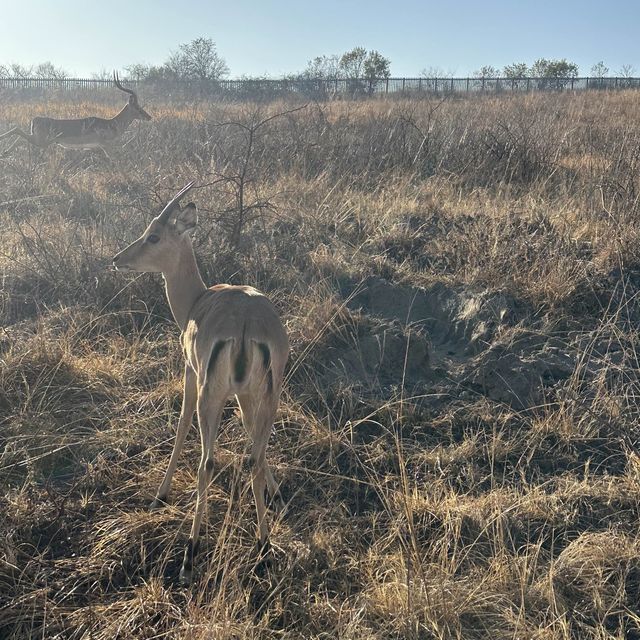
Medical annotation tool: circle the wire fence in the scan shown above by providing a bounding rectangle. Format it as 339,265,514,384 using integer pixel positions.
1,76,639,100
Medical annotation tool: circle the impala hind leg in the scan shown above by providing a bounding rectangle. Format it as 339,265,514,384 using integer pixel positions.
1,136,21,157
237,392,282,550
151,365,197,509
0,127,46,156
0,128,28,156
179,389,225,585
249,440,271,558
0,127,26,141
264,464,285,513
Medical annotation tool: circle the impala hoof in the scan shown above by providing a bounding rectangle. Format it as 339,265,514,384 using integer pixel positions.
179,538,199,585
254,539,273,573
268,490,285,514
179,565,193,586
149,495,168,511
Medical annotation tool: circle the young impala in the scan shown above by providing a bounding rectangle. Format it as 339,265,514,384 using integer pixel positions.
0,72,151,155
113,182,288,584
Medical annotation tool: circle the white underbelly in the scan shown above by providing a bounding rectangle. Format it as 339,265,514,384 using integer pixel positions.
57,141,105,150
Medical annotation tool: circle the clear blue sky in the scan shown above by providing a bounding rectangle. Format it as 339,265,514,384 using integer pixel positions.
1,0,638,77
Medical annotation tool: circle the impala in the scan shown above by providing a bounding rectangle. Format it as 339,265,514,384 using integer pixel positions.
113,182,289,584
0,72,151,155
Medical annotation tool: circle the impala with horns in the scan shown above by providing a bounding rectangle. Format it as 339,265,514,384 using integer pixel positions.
113,182,289,584
0,72,151,155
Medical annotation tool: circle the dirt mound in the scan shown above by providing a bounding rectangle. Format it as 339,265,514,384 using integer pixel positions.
345,277,580,408
463,331,576,408
347,277,524,356
312,307,432,393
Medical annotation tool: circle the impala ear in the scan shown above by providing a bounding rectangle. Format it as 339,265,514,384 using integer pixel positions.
174,202,197,234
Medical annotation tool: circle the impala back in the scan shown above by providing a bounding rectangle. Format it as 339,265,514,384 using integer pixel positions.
31,116,118,149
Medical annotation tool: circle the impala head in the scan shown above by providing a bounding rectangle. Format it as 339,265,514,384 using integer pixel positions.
113,182,198,273
114,71,152,121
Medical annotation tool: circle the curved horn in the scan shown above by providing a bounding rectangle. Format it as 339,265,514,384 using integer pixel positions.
157,181,196,223
114,70,137,99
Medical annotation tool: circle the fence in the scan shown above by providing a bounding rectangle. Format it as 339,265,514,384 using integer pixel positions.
1,76,639,99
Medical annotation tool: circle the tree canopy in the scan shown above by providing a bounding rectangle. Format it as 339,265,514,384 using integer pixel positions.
125,37,228,82
469,58,580,80
301,47,391,80
0,62,68,79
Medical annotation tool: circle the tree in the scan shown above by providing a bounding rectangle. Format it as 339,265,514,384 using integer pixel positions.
0,62,67,79
33,62,68,79
339,47,368,79
335,47,391,93
124,63,153,82
301,47,391,81
590,61,609,78
33,62,69,80
419,66,454,78
91,68,114,81
7,63,32,78
299,47,390,97
166,37,229,81
363,50,391,80
141,65,177,82
530,58,578,79
303,54,341,80
529,58,578,89
503,62,529,78
619,64,635,78
473,65,499,78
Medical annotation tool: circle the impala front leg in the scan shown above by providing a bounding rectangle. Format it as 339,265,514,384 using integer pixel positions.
151,364,197,509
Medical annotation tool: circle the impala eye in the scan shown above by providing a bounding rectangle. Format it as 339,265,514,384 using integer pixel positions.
146,234,160,244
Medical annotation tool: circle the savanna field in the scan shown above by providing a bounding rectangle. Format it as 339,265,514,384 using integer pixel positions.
1,89,639,639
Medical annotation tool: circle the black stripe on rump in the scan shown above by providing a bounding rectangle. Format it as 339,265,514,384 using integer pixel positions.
257,342,273,394
207,340,228,381
234,325,248,383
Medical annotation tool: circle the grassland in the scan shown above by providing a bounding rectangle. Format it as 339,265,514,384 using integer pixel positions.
1,89,639,639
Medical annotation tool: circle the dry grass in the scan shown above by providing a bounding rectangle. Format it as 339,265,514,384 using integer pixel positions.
1,90,640,639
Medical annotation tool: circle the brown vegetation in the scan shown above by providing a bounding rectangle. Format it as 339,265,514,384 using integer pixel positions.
1,90,639,638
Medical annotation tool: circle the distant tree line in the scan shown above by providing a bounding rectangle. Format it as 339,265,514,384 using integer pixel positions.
125,42,392,87
470,58,636,80
0,39,636,84
0,61,69,79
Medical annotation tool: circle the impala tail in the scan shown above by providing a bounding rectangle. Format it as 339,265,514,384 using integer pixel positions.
232,323,274,394
203,326,273,395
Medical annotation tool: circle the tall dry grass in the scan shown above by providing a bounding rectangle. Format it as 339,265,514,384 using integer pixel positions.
1,90,639,639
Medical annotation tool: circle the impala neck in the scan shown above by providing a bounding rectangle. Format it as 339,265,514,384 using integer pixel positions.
111,104,136,133
162,240,207,331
